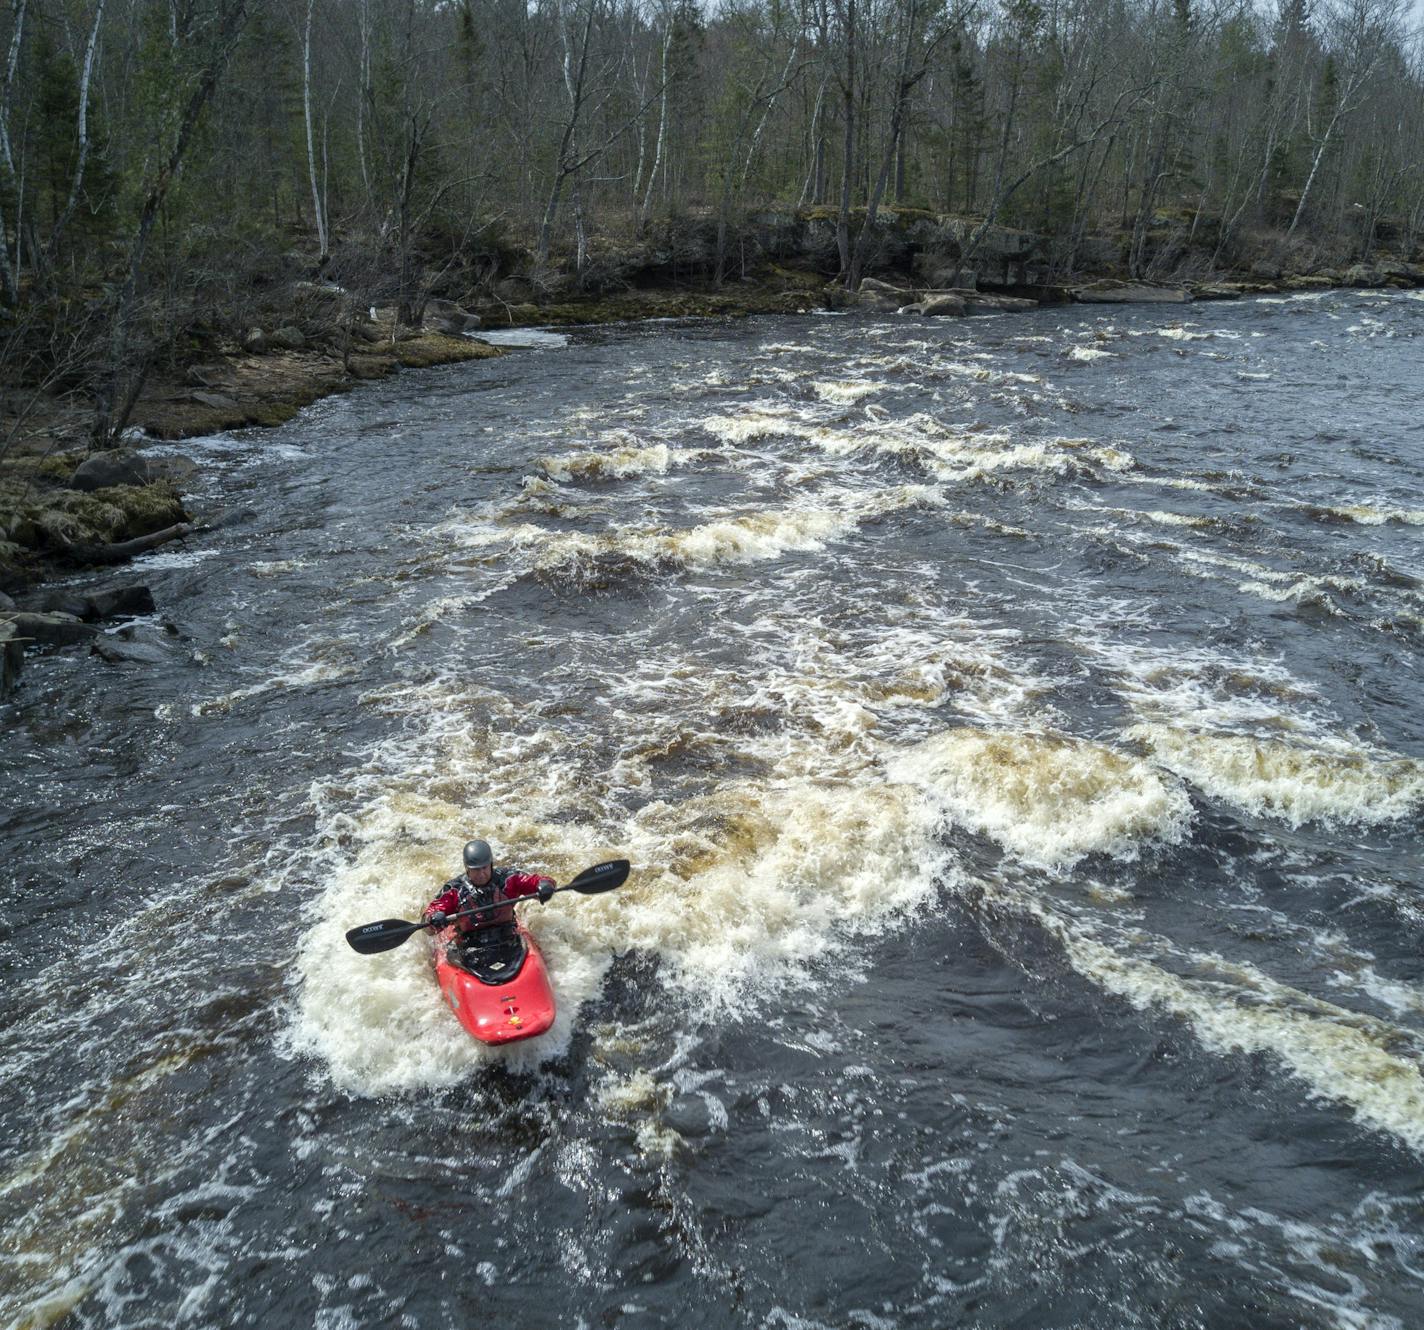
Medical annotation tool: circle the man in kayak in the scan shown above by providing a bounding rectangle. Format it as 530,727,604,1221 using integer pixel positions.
422,839,555,951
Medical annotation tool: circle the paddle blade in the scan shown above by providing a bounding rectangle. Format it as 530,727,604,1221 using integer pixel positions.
345,918,422,954
564,858,630,894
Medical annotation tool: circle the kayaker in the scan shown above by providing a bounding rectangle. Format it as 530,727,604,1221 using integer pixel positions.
422,839,555,949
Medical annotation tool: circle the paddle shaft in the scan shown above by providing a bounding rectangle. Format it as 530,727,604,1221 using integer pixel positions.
345,858,629,954
434,882,586,932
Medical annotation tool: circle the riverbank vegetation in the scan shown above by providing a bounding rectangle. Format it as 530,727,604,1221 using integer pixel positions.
1,0,1422,588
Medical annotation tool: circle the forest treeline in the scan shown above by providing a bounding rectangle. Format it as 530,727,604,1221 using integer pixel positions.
1,0,1422,444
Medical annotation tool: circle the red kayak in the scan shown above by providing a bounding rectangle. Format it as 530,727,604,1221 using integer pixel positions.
345,859,629,1043
432,922,556,1045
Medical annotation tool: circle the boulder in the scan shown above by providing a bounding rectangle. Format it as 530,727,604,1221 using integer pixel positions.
87,585,156,620
242,327,267,354
1250,259,1282,280
3,611,97,646
70,449,164,491
424,298,480,333
69,449,195,492
1377,261,1424,286
352,321,386,343
19,586,153,621
1192,283,1246,300
1072,281,1192,304
909,293,967,317
0,590,15,611
23,591,92,619
1281,274,1336,291
92,633,169,665
0,619,22,696
1343,264,1384,288
854,277,915,312
663,1093,716,1139
860,277,914,298
188,390,239,410
268,325,306,351
428,316,475,336
69,449,160,492
961,291,1039,313
855,289,906,312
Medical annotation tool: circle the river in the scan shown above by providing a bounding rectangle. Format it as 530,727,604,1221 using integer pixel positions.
3,290,1423,1329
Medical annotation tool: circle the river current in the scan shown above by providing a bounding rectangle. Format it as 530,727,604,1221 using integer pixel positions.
3,291,1423,1328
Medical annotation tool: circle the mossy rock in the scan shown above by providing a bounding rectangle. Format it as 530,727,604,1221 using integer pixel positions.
47,481,187,543
347,355,394,381
393,335,503,369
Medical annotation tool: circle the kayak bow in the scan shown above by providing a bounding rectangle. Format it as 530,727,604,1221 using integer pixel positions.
432,923,556,1045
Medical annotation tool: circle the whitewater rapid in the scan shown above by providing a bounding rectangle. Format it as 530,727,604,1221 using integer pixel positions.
4,290,1423,1330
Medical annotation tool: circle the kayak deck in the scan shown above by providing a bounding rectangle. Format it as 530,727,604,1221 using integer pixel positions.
432,923,556,1045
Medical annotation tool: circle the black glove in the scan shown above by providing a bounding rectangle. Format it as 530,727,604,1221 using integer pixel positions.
426,911,449,928
536,878,555,903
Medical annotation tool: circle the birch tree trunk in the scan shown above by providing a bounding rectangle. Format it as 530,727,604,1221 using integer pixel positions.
639,23,670,231
303,0,328,261
41,0,106,268
0,0,28,300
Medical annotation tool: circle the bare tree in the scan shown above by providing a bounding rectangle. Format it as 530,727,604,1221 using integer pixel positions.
1287,0,1406,238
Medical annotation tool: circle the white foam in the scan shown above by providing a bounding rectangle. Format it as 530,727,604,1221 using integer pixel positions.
536,441,676,482
445,485,943,582
471,328,569,349
191,658,353,716
1057,923,1424,1155
1319,503,1424,527
890,727,1192,868
812,379,881,405
1130,724,1424,827
701,406,803,444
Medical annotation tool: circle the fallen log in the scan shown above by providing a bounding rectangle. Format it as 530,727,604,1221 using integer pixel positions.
56,521,211,566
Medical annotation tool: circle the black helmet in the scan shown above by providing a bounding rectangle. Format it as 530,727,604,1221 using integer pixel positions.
462,839,494,869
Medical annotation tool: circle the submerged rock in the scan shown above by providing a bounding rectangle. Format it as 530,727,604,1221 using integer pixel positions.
4,611,98,646
92,635,170,665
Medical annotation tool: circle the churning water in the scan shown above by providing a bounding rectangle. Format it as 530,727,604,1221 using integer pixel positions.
3,291,1423,1328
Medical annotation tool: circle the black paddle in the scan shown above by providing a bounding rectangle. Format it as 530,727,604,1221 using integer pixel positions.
344,858,630,955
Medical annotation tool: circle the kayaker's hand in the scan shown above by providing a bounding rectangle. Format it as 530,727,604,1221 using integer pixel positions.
426,911,448,929
536,878,555,903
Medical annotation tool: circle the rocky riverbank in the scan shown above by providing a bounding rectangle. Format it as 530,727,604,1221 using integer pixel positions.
3,242,1422,699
